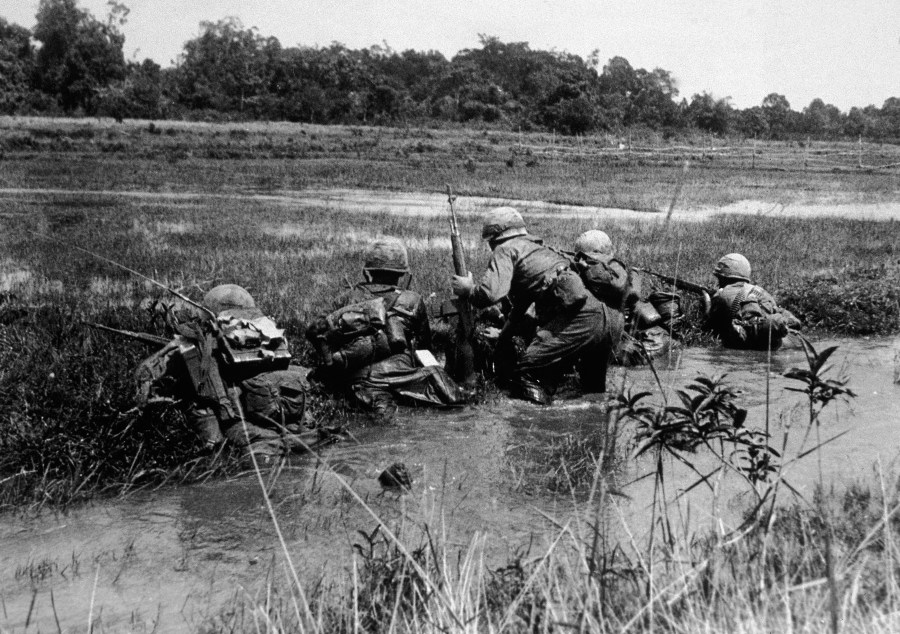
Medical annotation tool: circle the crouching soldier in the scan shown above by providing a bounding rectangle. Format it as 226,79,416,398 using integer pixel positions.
706,253,801,351
306,238,463,422
452,209,622,405
136,284,332,459
572,230,675,366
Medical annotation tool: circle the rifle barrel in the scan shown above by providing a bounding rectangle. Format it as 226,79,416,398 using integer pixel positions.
86,322,170,347
636,268,713,296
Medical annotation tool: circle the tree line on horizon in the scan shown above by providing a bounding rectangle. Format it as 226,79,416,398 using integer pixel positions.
2,0,899,142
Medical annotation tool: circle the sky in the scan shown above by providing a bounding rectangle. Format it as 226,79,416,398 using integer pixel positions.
2,0,898,111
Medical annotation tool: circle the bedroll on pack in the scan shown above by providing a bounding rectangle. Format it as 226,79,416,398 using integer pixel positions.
325,298,387,346
549,269,589,310
218,314,292,369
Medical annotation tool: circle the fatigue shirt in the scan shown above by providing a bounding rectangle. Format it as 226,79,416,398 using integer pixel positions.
710,282,779,324
470,236,570,318
709,281,798,348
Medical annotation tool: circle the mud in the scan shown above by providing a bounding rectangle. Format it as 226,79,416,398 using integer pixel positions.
1,337,897,633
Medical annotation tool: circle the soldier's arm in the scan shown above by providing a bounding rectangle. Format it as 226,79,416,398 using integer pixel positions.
471,247,515,309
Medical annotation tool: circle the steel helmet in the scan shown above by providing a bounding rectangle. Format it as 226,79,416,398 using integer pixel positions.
574,230,614,257
363,237,410,274
481,207,527,241
203,284,256,314
713,253,751,281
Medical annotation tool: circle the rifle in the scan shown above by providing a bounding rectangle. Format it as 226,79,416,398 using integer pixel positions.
635,268,715,297
85,322,170,347
445,184,477,387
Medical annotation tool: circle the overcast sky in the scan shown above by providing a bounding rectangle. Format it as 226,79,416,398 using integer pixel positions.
2,0,898,111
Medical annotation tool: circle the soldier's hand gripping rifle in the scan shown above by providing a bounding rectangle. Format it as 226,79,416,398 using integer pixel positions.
445,184,477,388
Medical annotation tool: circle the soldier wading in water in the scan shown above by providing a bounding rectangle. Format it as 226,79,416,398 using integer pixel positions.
451,208,622,405
136,284,331,460
307,238,463,422
704,253,801,351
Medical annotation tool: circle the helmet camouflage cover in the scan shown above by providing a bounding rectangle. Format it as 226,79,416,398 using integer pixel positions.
481,207,527,241
364,237,410,273
203,284,256,315
574,229,614,257
713,253,751,281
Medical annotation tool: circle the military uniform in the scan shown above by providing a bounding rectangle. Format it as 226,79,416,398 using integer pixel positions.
706,254,801,351
455,211,622,404
136,285,326,457
308,239,463,420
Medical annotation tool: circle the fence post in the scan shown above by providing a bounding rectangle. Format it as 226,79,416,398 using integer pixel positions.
858,135,863,168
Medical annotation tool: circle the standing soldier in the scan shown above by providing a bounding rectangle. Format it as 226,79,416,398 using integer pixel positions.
451,208,622,405
306,238,463,422
706,253,801,350
136,284,330,460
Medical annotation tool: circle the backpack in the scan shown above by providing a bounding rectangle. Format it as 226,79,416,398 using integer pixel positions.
323,298,388,346
216,310,292,370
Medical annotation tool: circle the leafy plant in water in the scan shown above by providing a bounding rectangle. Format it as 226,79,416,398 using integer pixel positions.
623,374,779,491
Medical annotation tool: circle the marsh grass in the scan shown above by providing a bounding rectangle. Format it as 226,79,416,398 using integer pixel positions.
1,178,899,506
0,117,898,507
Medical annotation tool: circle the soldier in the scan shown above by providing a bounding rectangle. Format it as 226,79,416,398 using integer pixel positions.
306,238,463,422
572,230,633,311
572,229,676,366
705,253,801,350
451,208,622,405
136,284,329,459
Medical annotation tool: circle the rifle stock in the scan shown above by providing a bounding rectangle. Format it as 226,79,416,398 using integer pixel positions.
446,184,477,388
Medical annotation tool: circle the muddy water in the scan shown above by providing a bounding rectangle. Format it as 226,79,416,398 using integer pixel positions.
1,338,897,632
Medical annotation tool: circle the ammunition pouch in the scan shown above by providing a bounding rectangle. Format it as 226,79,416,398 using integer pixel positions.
388,290,420,319
384,316,408,352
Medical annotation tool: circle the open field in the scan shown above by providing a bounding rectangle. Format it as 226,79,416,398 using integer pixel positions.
0,118,898,633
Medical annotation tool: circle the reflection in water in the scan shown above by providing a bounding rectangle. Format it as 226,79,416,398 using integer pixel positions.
1,338,897,631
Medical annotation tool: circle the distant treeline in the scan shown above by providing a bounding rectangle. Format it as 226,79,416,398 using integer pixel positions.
2,1,899,140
